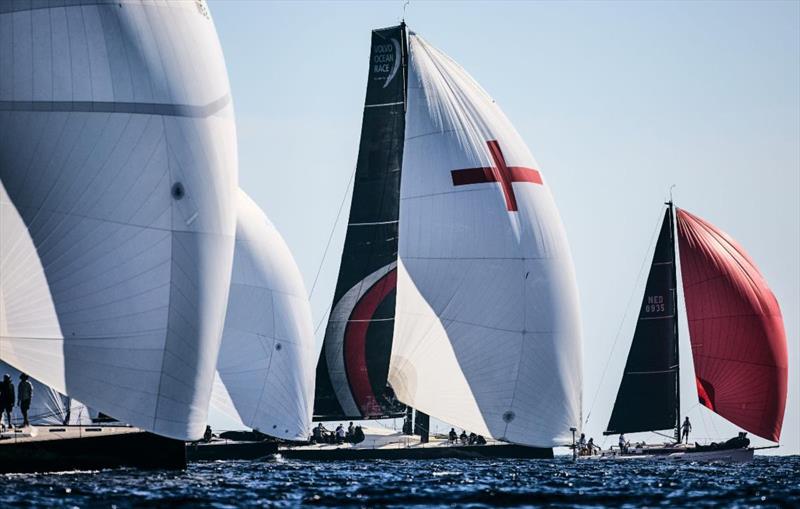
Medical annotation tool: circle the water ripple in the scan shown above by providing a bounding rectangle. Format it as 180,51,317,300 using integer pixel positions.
0,455,797,508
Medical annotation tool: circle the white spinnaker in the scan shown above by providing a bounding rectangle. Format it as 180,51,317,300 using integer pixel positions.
0,1,237,441
211,190,315,441
0,360,94,426
389,33,582,447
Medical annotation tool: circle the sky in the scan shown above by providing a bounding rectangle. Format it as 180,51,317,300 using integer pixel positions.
208,0,800,455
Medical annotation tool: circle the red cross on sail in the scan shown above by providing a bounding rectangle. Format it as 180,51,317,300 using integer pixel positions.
450,140,542,211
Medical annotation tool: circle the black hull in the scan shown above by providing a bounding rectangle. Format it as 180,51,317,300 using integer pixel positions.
279,444,553,461
0,431,186,474
186,441,279,462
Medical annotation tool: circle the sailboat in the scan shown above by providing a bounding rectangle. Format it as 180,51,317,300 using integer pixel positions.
187,189,316,461
601,202,788,462
284,22,582,460
0,0,238,473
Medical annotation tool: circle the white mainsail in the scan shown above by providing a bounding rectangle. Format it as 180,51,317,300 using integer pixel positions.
210,190,315,441
389,33,582,447
0,0,237,441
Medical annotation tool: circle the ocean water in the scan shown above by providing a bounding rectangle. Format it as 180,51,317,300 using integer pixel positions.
0,455,797,508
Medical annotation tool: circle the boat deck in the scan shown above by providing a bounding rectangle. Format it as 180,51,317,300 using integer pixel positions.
0,424,143,444
279,427,553,460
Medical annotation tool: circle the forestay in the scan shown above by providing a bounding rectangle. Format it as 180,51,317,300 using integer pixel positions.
676,208,787,442
211,191,315,441
0,0,237,441
390,33,582,447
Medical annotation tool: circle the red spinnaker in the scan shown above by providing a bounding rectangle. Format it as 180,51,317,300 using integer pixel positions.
676,208,787,442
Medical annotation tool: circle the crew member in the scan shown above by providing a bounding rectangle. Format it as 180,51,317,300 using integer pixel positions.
448,428,457,443
618,433,628,453
17,374,33,427
681,416,692,444
0,374,15,428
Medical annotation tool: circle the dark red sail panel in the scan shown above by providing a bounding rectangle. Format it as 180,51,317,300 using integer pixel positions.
676,208,787,442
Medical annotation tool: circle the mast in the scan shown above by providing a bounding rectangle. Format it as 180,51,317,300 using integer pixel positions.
668,200,681,443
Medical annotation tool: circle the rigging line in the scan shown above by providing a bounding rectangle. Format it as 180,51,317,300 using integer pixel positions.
308,165,356,300
313,308,330,337
584,205,671,426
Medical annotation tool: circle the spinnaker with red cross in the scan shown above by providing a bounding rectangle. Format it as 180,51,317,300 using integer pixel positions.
313,24,582,449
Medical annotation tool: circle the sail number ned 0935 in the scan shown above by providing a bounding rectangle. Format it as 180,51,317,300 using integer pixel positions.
645,295,666,313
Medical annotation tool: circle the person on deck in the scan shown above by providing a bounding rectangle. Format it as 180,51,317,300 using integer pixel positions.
578,433,587,454
352,425,365,444
203,425,213,443
0,374,15,429
448,428,457,443
459,430,468,445
17,374,33,427
347,421,355,439
681,417,692,444
312,422,328,443
618,433,628,453
587,437,597,455
335,424,345,444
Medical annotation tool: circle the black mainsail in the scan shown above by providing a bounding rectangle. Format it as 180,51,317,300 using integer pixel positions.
313,24,408,420
605,205,680,438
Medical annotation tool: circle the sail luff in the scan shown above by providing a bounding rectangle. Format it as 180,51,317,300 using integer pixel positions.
670,202,681,443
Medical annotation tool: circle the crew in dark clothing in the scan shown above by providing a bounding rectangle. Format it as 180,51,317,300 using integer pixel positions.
203,425,213,443
352,425,365,444
347,421,355,440
681,417,692,444
459,430,468,445
18,374,33,427
0,374,15,428
448,428,457,443
475,435,487,445
312,423,328,443
468,432,477,445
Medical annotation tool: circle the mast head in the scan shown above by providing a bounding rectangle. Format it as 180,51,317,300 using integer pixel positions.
665,184,676,206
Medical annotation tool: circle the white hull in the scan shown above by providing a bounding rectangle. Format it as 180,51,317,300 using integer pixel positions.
593,447,754,463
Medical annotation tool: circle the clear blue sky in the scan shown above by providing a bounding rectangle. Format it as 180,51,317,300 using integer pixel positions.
209,0,799,454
